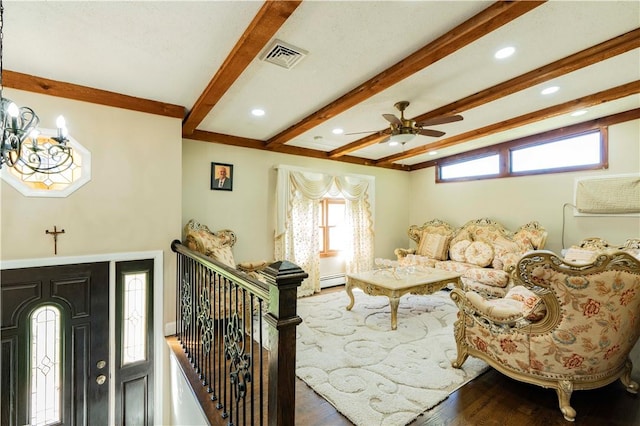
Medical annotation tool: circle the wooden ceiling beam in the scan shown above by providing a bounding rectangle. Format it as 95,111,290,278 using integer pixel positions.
331,27,640,158
181,1,302,137
375,81,640,165
3,70,185,118
186,130,407,171
265,0,546,149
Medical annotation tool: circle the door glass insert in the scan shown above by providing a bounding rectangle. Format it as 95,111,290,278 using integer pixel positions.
30,305,61,426
122,272,148,364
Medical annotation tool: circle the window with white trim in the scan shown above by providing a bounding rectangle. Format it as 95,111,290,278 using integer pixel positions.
318,197,346,257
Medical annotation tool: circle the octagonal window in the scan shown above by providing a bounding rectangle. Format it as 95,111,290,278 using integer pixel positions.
1,129,91,198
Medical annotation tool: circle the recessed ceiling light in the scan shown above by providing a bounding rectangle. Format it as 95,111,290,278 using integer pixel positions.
428,151,438,156
494,46,515,59
541,86,559,95
332,128,344,135
571,110,588,117
251,108,265,117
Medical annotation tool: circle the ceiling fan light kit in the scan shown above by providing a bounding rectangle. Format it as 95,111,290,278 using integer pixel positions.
389,132,417,145
348,100,464,147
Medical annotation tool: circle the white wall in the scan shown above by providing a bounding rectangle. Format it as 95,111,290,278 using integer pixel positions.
0,88,183,423
182,139,412,263
407,120,640,254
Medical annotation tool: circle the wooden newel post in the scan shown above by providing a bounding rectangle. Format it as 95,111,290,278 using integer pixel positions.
261,260,308,426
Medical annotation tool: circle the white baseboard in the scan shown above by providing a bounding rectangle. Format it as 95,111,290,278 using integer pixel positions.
165,321,177,336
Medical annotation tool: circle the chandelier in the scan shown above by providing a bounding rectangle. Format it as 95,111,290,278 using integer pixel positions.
0,0,72,175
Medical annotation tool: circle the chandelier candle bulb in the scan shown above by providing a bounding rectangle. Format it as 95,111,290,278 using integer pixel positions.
8,102,18,129
56,115,67,141
29,130,39,149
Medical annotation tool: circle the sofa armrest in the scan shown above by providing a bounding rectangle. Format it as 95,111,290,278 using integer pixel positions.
450,288,527,327
394,248,415,260
237,260,270,272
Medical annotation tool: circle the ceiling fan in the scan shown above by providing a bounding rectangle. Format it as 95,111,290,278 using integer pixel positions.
347,101,463,145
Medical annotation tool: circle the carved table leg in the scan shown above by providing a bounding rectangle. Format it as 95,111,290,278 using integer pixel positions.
389,297,400,330
345,281,355,311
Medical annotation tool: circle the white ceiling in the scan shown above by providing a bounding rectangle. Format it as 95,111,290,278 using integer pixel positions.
3,0,639,169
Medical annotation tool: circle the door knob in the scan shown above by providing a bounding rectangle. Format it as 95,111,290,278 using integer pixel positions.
96,374,107,385
96,360,106,369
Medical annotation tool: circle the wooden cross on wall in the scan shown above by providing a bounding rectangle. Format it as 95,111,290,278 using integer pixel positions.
45,226,65,255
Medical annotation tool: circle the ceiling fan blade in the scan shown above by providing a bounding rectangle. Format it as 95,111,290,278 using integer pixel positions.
344,130,382,135
377,135,391,144
416,114,464,127
382,114,402,125
418,129,445,138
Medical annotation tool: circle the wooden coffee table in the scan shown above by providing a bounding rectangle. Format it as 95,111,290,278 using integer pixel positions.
346,267,461,330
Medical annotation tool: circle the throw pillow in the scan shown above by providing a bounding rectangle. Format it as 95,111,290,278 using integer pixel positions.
417,232,451,260
513,233,534,252
464,241,494,267
492,236,520,256
450,240,471,262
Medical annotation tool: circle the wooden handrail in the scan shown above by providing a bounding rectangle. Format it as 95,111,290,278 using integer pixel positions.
170,241,307,426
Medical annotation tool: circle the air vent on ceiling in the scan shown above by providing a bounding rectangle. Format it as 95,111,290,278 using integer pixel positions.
260,39,308,70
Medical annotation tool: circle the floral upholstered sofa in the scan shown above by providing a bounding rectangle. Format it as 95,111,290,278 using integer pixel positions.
449,247,640,421
395,218,547,298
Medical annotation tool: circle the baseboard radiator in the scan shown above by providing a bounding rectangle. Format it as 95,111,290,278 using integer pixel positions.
320,273,346,288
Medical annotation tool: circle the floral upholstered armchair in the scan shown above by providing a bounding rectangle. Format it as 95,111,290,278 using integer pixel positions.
183,219,270,281
450,250,640,421
183,219,271,327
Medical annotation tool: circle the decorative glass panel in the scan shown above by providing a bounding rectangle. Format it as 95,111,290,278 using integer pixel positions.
122,272,147,364
1,130,91,198
30,305,61,426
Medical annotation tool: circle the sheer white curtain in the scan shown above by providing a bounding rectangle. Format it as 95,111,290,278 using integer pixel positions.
275,166,374,297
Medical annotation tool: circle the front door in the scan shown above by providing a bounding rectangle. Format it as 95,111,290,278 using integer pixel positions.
1,262,109,426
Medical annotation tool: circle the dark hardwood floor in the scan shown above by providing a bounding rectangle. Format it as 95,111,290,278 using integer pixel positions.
295,286,640,426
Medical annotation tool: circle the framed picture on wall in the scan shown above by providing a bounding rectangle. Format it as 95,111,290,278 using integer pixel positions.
211,162,233,191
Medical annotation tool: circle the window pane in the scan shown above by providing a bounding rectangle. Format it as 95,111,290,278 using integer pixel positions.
328,227,345,251
327,203,345,227
511,132,601,172
440,155,500,180
122,272,147,364
31,306,61,426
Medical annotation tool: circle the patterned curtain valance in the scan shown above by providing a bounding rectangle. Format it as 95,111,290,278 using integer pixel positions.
274,165,375,296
